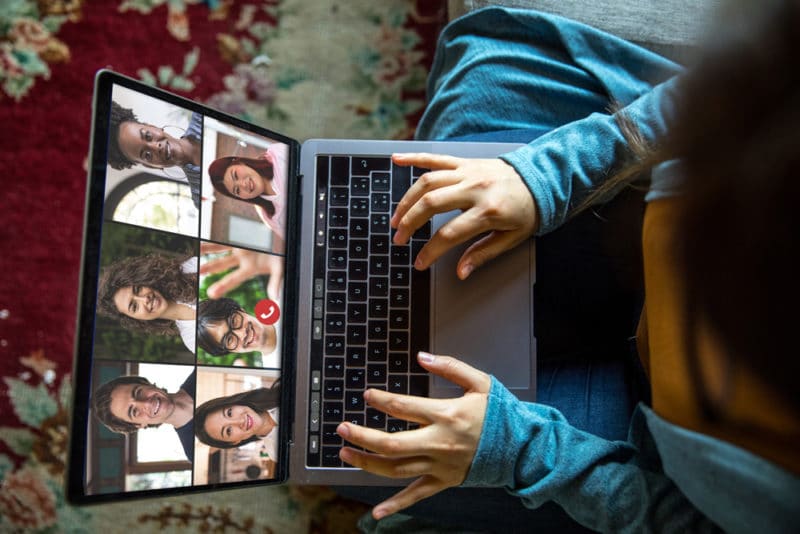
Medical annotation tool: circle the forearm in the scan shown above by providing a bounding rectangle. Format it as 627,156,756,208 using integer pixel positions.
501,77,681,235
465,377,721,533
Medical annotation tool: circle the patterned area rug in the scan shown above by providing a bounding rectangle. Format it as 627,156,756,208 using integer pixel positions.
0,1,446,531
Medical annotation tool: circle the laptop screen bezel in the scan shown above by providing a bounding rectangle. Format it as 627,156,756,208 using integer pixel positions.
66,69,302,504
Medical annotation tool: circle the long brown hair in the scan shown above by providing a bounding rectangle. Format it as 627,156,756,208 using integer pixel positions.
194,383,281,449
97,253,197,336
668,0,800,417
571,1,799,416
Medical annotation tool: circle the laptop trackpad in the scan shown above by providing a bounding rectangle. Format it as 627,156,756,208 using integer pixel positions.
429,214,536,401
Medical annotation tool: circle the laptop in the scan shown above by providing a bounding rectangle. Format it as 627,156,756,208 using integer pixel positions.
66,69,536,503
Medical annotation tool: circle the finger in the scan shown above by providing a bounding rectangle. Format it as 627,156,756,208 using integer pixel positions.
411,208,492,271
372,475,447,520
415,352,491,394
391,170,464,240
336,422,433,456
200,242,231,255
338,447,432,479
361,388,439,425
206,268,254,299
457,229,530,280
391,152,462,170
199,254,238,275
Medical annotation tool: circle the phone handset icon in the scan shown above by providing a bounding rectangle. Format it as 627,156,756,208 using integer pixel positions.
254,299,280,325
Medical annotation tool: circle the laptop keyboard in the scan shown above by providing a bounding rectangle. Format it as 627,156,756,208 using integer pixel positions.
308,155,431,468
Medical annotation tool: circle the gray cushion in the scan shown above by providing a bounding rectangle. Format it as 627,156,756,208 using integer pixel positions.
448,0,722,62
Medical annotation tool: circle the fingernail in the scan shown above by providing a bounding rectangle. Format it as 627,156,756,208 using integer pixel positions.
459,263,473,279
336,423,349,438
373,507,387,520
414,255,425,270
418,351,435,364
339,448,352,462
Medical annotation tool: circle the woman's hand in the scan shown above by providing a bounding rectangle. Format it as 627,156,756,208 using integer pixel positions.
337,352,491,519
391,153,539,279
200,242,284,299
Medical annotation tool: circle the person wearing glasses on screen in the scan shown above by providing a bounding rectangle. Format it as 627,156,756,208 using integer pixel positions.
92,371,196,461
197,297,278,358
107,100,202,208
97,253,198,352
194,385,280,462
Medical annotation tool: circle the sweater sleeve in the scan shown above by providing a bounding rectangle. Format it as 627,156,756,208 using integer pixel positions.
501,77,680,235
464,377,722,533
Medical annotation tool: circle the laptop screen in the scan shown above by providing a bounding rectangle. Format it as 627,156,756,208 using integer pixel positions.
67,71,298,503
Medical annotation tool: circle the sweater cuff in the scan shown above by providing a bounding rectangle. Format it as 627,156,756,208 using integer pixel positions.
500,148,555,235
463,376,528,487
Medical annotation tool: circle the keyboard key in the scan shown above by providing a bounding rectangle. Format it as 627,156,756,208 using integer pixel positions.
371,234,389,254
390,245,410,265
391,267,409,286
331,156,349,185
351,197,369,216
351,176,370,196
329,208,348,227
352,157,390,175
367,363,387,385
369,320,388,340
323,401,343,419
349,260,368,280
389,331,408,351
346,390,365,411
410,374,429,396
390,309,409,329
388,374,408,394
366,408,386,428
346,347,366,366
322,447,342,467
328,228,347,248
389,353,408,372
368,342,387,361
371,213,390,233
347,324,366,345
391,287,409,307
345,412,364,426
371,193,390,212
316,155,330,185
348,282,367,301
324,379,344,399
322,423,342,445
327,271,346,291
326,292,346,312
413,221,432,240
326,315,345,333
330,186,348,206
372,172,390,191
387,418,407,433
369,277,389,297
325,357,345,377
412,166,430,178
328,250,347,269
349,239,368,259
325,336,344,355
369,256,389,276
347,302,367,323
350,218,369,237
391,163,411,202
369,298,388,317
346,368,365,389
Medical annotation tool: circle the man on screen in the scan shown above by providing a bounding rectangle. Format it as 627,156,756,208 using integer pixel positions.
91,370,195,461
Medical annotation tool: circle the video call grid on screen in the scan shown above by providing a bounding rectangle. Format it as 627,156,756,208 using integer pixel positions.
82,83,291,496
